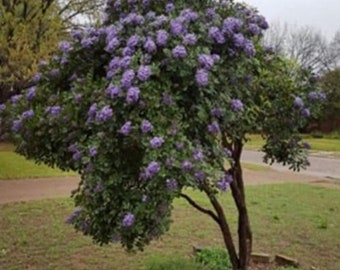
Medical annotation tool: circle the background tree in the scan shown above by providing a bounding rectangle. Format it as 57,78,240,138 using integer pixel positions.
0,0,106,103
263,22,338,72
318,68,340,129
0,1,324,270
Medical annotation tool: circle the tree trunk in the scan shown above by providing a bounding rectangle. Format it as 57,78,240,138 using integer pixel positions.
231,141,253,270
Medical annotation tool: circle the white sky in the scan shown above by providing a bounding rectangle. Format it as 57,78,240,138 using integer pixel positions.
242,0,340,40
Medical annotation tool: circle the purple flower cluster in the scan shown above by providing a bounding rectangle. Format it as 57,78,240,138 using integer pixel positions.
231,99,244,112
193,150,204,161
120,121,132,135
11,119,22,132
126,86,140,104
195,69,209,86
106,85,121,99
46,106,62,116
96,106,113,122
89,147,98,157
141,120,153,133
0,104,5,113
208,122,220,134
172,45,187,58
137,65,152,81
59,41,72,53
182,160,193,172
166,178,178,191
198,54,215,70
65,207,82,224
121,69,135,88
294,97,304,109
222,17,243,35
211,108,224,118
26,87,36,101
194,170,206,182
217,174,233,191
183,33,197,46
144,37,157,53
22,110,34,119
150,136,164,148
122,212,135,227
144,161,160,179
156,29,169,46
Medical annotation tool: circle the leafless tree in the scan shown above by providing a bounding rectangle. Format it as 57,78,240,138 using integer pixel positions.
263,22,338,72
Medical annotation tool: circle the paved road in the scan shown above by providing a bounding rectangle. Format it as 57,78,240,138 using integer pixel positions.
242,150,340,179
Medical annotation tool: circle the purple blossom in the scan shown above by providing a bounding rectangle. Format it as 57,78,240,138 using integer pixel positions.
12,120,22,132
302,108,311,117
31,72,42,83
88,103,98,118
105,37,120,53
208,122,220,134
217,174,233,191
71,29,83,40
121,69,135,88
59,41,72,53
26,87,36,101
122,46,135,56
89,147,98,157
172,45,187,58
127,34,140,48
193,150,204,161
122,213,135,227
166,178,178,191
211,108,224,118
294,97,304,109
120,121,132,136
183,33,197,46
150,137,164,148
106,85,121,99
209,26,226,44
141,120,153,133
22,110,34,119
152,15,168,27
198,54,215,70
243,39,256,56
126,86,140,104
182,160,193,172
222,17,243,35
72,151,83,161
137,65,152,81
180,8,198,22
109,56,121,70
165,3,175,13
120,56,132,69
156,29,169,46
170,19,183,36
223,148,232,157
46,106,62,116
65,207,82,224
11,94,22,104
233,33,246,48
0,104,5,113
96,106,113,122
308,92,319,101
247,23,261,36
231,99,244,111
195,69,209,86
205,8,217,20
144,37,157,53
194,170,206,182
145,161,161,179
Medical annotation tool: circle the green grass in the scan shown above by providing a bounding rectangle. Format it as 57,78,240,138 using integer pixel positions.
0,184,339,270
0,151,77,179
245,134,340,153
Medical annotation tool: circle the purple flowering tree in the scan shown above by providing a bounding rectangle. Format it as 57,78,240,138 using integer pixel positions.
0,1,324,269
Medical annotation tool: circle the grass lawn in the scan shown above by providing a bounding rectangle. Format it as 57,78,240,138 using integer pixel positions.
245,134,340,154
0,143,78,180
0,183,339,270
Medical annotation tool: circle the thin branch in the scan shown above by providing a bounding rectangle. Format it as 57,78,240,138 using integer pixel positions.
180,193,220,224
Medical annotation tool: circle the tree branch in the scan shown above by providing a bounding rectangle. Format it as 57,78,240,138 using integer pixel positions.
180,193,220,224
